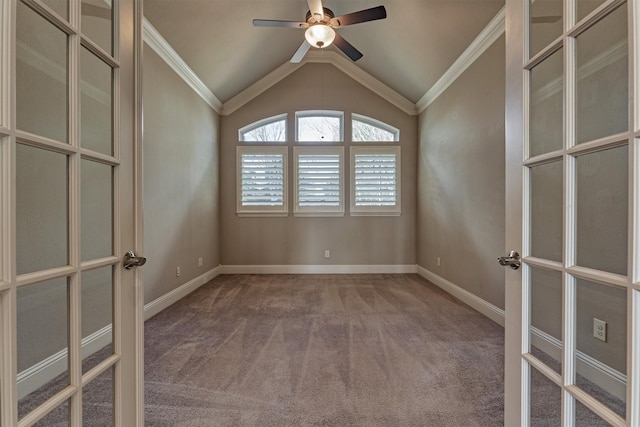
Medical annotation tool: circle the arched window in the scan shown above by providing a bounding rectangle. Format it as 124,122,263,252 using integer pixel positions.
239,114,287,142
352,114,399,142
295,110,344,142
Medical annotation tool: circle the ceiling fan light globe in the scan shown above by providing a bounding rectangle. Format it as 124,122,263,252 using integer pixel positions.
305,24,335,48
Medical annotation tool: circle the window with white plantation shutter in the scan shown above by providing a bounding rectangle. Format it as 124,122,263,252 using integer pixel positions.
236,146,288,216
294,147,344,216
350,146,401,216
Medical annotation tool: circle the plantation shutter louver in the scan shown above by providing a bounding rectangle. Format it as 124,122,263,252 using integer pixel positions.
354,153,397,206
298,154,341,206
241,153,284,206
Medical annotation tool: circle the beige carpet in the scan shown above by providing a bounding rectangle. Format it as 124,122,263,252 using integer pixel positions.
144,274,505,426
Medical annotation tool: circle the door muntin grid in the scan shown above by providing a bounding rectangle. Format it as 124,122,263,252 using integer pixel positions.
523,0,634,425
2,0,122,425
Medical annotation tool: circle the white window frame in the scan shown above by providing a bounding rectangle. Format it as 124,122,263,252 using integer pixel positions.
352,113,400,142
236,146,288,217
350,146,401,216
295,110,344,142
293,146,344,217
238,113,287,142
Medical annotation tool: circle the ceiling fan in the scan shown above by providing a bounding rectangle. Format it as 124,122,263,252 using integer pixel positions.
253,0,387,63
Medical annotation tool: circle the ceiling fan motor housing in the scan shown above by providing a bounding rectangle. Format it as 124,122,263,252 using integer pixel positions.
306,7,335,24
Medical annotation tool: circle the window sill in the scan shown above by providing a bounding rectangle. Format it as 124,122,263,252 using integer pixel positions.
293,211,345,217
236,212,289,218
349,211,401,217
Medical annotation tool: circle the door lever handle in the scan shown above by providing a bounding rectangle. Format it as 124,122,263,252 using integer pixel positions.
498,250,521,270
123,251,146,270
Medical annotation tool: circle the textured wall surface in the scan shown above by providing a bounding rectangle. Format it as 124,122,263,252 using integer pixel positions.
417,36,506,310
143,48,220,303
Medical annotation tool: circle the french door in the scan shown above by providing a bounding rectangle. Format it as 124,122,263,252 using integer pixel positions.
505,0,640,425
0,0,144,425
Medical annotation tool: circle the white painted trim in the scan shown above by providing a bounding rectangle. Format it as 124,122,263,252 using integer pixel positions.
143,266,222,320
16,325,112,399
142,19,222,113
417,266,505,326
416,6,506,113
220,264,418,275
16,267,222,398
531,327,627,401
222,51,418,117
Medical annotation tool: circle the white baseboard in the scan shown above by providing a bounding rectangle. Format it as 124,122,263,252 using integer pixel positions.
220,264,418,275
144,266,222,320
17,325,112,399
531,327,626,401
417,265,505,326
17,267,222,398
417,265,626,401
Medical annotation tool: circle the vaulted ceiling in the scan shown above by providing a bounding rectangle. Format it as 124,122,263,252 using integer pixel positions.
143,0,505,106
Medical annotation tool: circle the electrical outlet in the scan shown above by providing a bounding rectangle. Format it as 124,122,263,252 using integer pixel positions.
324,250,330,258
176,266,181,277
593,318,607,342
437,257,441,267
198,257,203,267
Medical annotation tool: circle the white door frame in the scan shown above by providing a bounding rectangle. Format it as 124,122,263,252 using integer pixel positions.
505,0,640,425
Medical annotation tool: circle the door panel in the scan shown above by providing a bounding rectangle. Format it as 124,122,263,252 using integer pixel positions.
575,3,628,144
530,366,563,425
506,0,638,425
575,146,628,274
530,161,563,261
15,0,68,143
530,48,564,157
15,144,68,275
0,0,142,425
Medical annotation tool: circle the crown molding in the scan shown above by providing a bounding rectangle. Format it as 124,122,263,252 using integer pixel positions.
143,19,222,113
222,50,418,116
416,6,505,114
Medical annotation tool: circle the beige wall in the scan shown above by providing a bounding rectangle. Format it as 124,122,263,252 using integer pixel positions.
417,36,506,310
143,48,220,303
220,63,417,266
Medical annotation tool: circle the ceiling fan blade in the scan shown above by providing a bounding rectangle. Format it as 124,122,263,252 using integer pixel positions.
307,0,325,22
531,15,562,24
291,41,311,63
333,32,363,62
330,5,387,28
253,19,308,28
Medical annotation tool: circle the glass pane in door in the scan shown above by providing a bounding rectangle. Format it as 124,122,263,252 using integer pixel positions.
530,161,563,261
16,1,68,143
81,159,113,261
530,0,563,57
17,278,69,420
530,268,563,374
577,0,607,22
81,48,113,156
82,0,113,55
32,399,69,426
41,0,69,21
576,4,628,144
81,267,113,374
529,48,563,157
576,399,614,426
575,146,628,275
530,366,561,425
82,366,114,424
16,144,68,275
575,278,626,418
